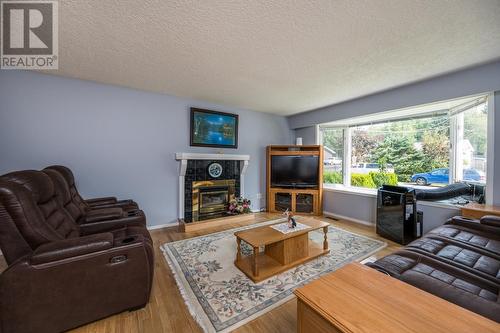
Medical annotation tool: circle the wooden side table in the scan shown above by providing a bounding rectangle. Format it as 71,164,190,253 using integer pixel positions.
294,263,499,333
461,203,500,219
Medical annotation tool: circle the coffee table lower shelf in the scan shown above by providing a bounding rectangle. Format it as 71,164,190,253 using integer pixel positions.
234,242,329,283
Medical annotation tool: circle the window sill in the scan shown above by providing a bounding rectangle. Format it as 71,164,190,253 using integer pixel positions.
417,200,461,210
323,184,377,197
322,184,462,210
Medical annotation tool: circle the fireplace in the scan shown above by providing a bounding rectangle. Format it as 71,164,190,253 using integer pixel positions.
175,153,249,224
192,179,236,221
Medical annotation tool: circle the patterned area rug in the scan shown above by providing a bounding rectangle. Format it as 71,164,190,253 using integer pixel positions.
161,217,386,333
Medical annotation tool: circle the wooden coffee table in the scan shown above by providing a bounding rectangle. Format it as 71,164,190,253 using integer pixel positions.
234,218,330,282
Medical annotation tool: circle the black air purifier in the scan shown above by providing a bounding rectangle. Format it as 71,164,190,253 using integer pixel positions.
376,185,422,245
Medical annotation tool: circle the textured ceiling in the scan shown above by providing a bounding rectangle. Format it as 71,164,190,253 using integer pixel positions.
48,0,500,115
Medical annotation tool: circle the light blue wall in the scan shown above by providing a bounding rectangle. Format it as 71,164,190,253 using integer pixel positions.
418,203,461,233
323,191,376,224
294,126,317,145
0,71,292,227
323,190,461,233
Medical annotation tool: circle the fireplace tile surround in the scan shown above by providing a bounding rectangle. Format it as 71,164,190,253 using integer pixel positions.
185,161,240,222
175,153,250,223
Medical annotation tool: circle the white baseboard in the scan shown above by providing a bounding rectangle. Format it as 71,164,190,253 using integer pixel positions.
147,222,177,230
323,211,374,226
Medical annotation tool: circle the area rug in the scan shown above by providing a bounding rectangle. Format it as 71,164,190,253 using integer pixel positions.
161,217,386,333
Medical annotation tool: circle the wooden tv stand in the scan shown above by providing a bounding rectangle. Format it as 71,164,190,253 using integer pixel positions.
266,145,323,216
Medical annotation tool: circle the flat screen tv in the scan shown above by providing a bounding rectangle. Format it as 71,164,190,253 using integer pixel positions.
271,155,319,188
190,108,239,148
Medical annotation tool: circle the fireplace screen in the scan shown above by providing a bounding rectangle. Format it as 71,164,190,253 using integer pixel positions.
199,186,229,214
192,179,236,221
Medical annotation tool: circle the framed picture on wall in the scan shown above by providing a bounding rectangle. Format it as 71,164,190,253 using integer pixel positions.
190,108,239,148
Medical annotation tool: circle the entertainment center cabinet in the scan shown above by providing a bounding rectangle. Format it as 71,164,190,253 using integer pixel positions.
266,145,323,216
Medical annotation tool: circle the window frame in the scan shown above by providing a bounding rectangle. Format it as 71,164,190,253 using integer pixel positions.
318,94,492,201
318,126,348,186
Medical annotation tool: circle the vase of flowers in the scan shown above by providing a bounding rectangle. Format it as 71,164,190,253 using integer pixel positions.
228,197,251,215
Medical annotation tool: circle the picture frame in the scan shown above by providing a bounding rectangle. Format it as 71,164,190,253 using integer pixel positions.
190,108,239,149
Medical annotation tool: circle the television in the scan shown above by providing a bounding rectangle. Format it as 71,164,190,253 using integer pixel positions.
271,155,319,188
190,108,238,148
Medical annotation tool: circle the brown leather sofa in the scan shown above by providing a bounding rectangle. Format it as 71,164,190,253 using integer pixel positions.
44,165,139,211
43,168,147,234
367,215,500,323
0,170,154,333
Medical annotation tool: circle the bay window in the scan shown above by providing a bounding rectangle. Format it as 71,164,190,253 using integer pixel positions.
320,95,489,190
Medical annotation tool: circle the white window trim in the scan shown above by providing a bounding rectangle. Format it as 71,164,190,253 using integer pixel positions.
343,127,351,186
323,184,376,197
486,92,495,205
449,112,462,184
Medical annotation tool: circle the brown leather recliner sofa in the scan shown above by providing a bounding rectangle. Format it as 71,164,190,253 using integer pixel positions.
44,165,139,211
367,215,500,323
0,170,154,333
43,168,147,234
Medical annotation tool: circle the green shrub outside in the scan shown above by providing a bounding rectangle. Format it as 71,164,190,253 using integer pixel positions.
324,171,398,189
323,170,342,184
369,171,398,187
351,173,376,188
396,173,412,182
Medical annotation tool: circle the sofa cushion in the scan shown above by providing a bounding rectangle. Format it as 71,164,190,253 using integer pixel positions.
406,236,500,284
428,225,500,256
44,165,89,212
0,171,79,248
368,250,500,323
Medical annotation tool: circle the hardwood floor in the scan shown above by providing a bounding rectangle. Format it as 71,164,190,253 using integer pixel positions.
0,213,401,333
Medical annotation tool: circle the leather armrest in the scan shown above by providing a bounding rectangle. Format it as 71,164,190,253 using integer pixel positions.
85,196,117,206
447,216,480,226
83,207,124,223
447,215,500,235
445,216,480,230
31,233,114,265
79,211,146,234
89,199,138,210
89,203,133,210
480,215,500,227
364,262,393,277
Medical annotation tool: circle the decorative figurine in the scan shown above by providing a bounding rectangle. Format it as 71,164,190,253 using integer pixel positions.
283,208,297,228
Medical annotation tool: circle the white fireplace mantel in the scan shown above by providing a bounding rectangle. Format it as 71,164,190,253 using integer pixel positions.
175,153,250,219
175,152,250,162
